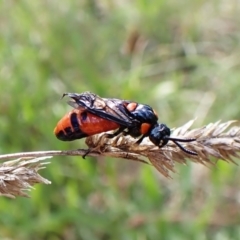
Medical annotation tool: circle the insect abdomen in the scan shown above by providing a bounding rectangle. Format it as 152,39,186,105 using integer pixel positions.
54,109,120,141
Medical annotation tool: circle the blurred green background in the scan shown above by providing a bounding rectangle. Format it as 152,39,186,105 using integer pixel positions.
1,0,240,239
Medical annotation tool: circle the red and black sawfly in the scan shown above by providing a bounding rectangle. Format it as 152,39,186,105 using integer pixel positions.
54,92,197,156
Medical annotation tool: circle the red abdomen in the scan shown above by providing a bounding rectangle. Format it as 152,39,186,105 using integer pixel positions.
54,108,120,141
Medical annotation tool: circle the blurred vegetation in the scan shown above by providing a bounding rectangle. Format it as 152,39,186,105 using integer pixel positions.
1,0,240,239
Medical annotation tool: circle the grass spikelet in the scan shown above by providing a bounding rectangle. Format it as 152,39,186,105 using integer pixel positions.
0,157,51,198
86,120,240,177
0,120,240,197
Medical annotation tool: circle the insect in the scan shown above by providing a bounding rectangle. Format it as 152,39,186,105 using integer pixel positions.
54,92,197,155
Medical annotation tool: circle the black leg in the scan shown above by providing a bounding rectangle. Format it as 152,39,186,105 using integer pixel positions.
105,126,126,138
82,148,92,159
135,135,146,145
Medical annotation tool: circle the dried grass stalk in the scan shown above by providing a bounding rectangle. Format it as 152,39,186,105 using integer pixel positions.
0,120,240,197
0,157,51,198
85,120,240,178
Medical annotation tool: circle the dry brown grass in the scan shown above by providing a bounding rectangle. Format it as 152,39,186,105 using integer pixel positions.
0,120,240,197
86,120,240,177
0,157,51,198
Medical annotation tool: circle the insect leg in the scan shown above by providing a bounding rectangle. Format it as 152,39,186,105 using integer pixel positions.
135,135,146,145
82,148,92,159
105,126,126,138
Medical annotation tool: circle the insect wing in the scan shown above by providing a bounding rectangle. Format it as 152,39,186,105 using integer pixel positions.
64,92,134,127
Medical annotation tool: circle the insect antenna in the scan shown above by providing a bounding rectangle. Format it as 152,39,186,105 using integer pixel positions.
166,137,197,155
